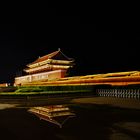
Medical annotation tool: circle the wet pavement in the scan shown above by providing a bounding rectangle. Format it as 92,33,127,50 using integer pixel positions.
0,97,140,140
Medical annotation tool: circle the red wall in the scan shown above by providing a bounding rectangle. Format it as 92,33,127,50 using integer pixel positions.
14,70,67,85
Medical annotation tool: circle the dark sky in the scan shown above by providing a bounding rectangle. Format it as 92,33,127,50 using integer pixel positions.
0,8,140,83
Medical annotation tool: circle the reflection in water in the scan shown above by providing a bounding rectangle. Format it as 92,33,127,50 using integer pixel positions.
0,103,18,110
28,105,76,128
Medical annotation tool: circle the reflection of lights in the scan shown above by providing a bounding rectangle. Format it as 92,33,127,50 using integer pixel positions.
0,104,18,110
28,105,75,128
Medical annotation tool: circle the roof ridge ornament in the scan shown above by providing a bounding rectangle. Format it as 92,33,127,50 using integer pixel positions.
58,48,61,51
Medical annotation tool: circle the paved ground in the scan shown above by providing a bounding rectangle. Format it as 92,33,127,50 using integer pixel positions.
0,97,140,140
71,97,140,110
70,97,140,140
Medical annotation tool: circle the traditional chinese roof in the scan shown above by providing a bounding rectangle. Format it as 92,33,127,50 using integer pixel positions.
27,49,74,67
24,64,72,74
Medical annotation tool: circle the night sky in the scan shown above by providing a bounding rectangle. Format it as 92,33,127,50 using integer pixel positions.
0,8,140,83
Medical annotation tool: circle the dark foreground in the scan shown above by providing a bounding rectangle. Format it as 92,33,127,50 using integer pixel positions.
0,97,140,140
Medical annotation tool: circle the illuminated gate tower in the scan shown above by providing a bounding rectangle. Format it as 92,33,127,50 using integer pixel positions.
15,49,74,85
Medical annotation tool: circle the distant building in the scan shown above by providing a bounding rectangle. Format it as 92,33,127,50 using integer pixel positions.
14,49,74,85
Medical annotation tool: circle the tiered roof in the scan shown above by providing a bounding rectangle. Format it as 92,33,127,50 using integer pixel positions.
27,49,74,67
24,49,74,74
